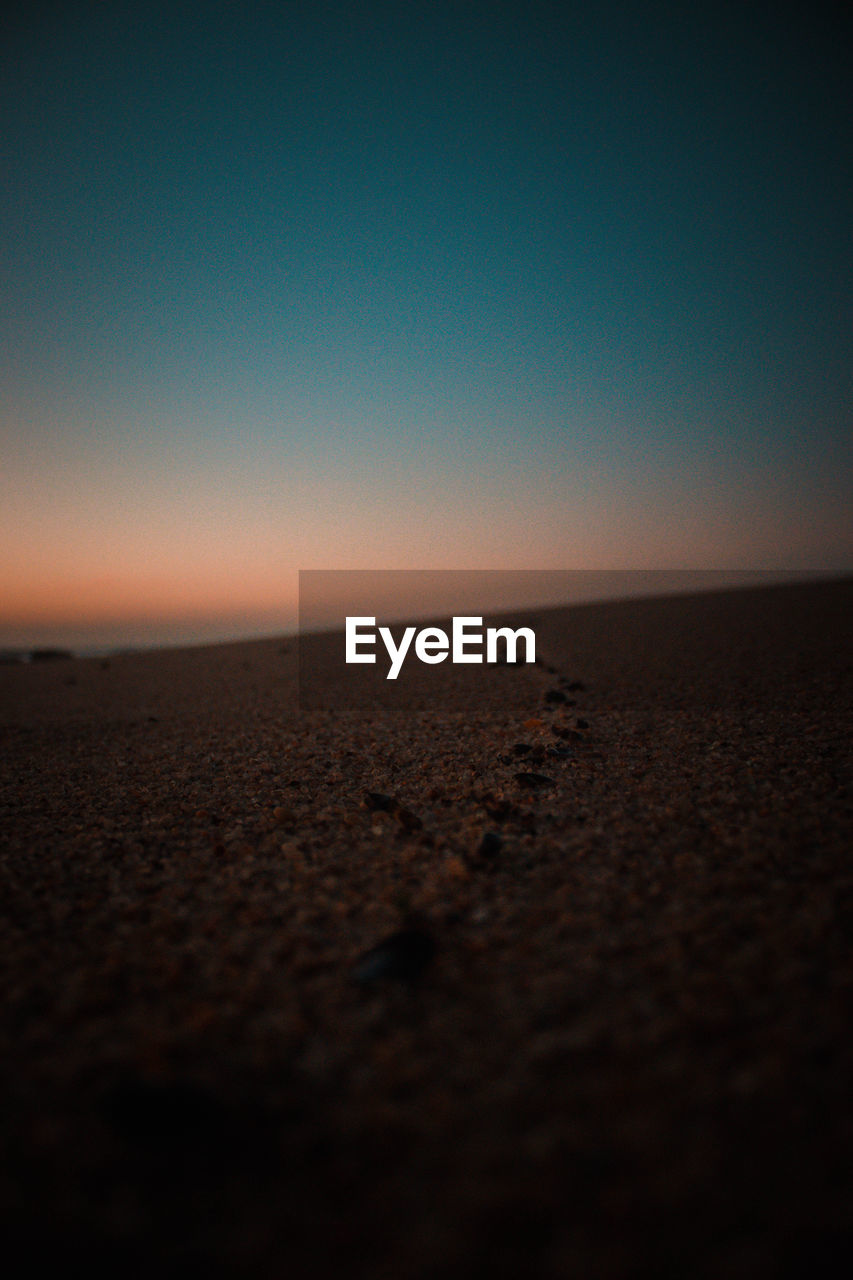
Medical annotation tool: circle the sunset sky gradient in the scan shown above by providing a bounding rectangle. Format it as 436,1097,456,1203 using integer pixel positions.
2,0,851,648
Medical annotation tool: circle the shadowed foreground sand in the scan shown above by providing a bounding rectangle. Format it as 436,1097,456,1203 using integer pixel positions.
1,580,851,1277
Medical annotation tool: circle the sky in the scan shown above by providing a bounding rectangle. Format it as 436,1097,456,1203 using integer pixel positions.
2,0,851,648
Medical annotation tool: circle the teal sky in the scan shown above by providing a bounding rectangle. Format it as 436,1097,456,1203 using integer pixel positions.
2,0,851,647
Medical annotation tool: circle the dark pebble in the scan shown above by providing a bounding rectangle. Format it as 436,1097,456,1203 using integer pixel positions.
365,791,396,812
544,689,567,704
397,806,423,831
511,742,534,755
501,751,542,765
514,772,556,789
477,831,503,858
576,718,589,729
353,927,436,984
567,680,585,691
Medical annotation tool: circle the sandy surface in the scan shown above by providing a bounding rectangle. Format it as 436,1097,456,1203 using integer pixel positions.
1,579,851,1277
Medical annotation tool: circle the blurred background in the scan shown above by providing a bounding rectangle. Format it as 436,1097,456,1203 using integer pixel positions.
2,0,850,650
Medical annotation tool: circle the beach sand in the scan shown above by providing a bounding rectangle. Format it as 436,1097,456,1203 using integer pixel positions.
1,578,851,1277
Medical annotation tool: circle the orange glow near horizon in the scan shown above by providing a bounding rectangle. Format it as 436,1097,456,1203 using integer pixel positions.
1,569,298,625
0,555,301,648
1,561,840,653
2,419,851,650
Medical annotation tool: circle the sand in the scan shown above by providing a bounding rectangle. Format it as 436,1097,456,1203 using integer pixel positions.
1,578,851,1277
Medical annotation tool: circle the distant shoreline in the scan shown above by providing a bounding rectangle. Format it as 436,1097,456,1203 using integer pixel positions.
1,569,848,661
